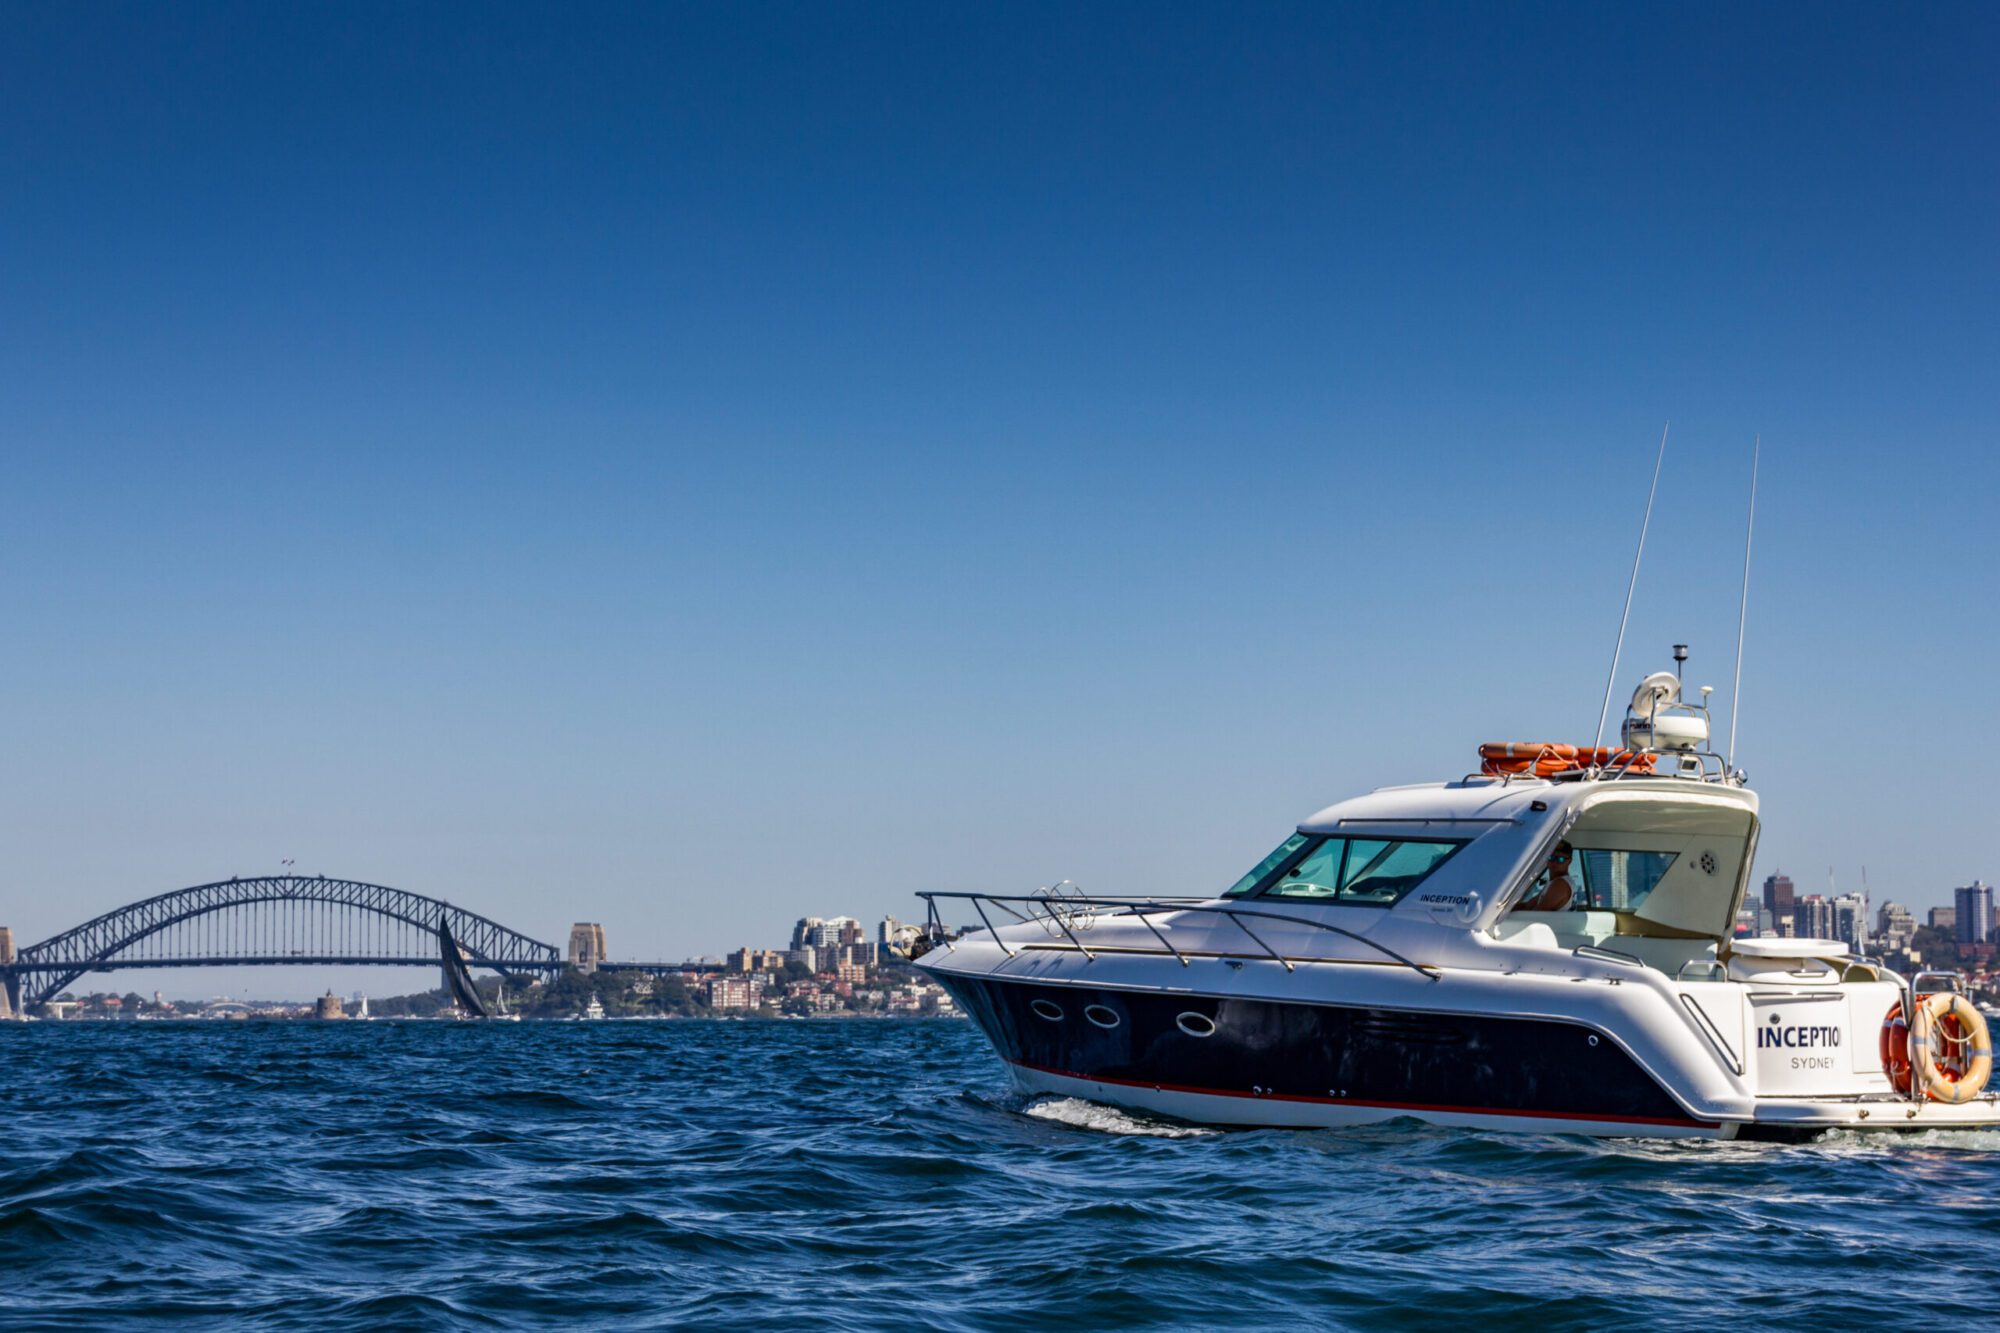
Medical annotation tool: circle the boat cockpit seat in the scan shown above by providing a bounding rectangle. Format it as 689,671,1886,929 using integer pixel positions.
1493,910,1718,975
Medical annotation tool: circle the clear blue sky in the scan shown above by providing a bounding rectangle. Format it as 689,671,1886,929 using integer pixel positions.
3,3,1995,999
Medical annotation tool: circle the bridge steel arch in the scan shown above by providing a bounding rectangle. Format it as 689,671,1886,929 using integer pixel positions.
8,876,564,1008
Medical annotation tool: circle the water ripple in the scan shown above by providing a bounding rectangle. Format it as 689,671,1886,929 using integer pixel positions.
4,1020,2000,1329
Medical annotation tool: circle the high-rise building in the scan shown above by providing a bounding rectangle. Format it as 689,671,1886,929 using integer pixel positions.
707,977,765,1011
1954,882,1993,946
1830,895,1868,952
792,915,862,951
1794,894,1835,941
1876,901,1915,943
1606,856,1634,910
1762,873,1795,934
568,923,608,973
814,941,877,969
1929,905,1958,933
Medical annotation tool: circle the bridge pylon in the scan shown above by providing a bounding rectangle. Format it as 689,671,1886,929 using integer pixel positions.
1,926,16,1019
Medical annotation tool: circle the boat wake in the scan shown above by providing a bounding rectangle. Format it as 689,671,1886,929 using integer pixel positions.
1018,1095,1216,1139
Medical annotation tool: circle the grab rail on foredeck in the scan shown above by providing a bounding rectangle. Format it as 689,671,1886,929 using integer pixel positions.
913,891,1442,983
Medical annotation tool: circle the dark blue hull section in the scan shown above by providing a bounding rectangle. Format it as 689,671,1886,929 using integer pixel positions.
934,971,1708,1129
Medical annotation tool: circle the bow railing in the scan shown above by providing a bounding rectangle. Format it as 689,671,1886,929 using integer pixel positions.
912,890,1441,982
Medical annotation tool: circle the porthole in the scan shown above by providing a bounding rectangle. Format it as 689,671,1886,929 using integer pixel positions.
1176,1011,1217,1038
1084,1004,1120,1029
1030,998,1065,1022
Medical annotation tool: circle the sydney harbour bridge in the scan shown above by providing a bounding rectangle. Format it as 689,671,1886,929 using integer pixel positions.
0,875,664,1018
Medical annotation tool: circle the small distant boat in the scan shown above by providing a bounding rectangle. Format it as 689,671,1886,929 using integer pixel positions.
582,994,605,1021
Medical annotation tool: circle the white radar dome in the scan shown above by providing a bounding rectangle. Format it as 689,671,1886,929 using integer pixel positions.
1628,671,1680,718
1622,670,1711,752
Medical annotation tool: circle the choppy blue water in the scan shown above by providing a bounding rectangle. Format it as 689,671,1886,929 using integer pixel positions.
3,1019,1998,1330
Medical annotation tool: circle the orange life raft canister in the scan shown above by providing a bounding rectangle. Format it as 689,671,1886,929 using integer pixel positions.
1478,743,1658,778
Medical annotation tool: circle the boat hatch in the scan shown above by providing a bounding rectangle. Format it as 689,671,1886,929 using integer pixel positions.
1503,795,1756,942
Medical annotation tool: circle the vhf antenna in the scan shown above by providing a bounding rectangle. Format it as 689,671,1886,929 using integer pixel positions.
1727,436,1759,772
1593,422,1670,751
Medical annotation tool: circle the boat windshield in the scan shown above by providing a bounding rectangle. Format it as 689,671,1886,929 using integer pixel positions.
1224,834,1308,897
1224,833,1462,905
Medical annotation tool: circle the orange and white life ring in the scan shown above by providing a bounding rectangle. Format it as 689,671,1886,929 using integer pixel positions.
1904,992,1993,1103
1478,743,1658,778
1880,1002,1913,1094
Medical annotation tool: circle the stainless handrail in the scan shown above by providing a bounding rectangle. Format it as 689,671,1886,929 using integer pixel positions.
1043,901,1097,961
1911,970,1967,996
1904,969,1972,1108
1574,944,1645,968
1678,992,1743,1075
915,891,1441,982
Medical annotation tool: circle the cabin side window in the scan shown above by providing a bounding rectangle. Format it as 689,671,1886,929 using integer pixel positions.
1573,849,1677,912
1518,848,1679,914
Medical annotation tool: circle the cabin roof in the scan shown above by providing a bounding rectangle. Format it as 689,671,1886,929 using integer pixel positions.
1295,775,1758,834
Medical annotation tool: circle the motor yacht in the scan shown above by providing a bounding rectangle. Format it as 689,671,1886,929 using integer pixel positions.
910,664,1996,1140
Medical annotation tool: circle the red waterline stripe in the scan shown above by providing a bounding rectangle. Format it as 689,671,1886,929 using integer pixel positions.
1011,1059,1716,1130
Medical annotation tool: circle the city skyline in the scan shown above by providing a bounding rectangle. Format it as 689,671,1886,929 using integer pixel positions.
18,909,937,1011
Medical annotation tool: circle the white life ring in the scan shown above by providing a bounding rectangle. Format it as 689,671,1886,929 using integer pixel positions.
1909,991,1993,1104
